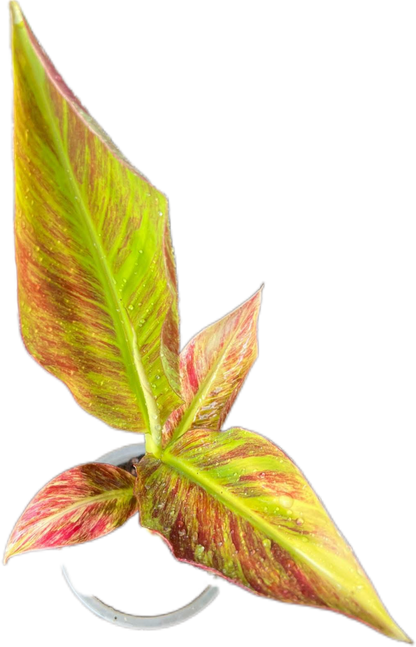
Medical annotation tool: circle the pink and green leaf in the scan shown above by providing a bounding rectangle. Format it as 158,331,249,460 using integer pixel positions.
10,2,181,439
4,463,137,563
163,289,262,446
136,427,410,642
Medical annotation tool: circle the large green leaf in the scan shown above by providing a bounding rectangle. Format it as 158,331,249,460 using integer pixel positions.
136,427,410,642
11,2,181,442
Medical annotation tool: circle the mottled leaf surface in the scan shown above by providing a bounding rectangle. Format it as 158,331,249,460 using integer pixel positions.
5,463,137,562
136,428,409,642
163,290,261,445
11,3,181,435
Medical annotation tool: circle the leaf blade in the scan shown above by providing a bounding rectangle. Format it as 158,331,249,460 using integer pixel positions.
163,289,262,445
136,427,410,642
11,3,181,436
4,463,138,562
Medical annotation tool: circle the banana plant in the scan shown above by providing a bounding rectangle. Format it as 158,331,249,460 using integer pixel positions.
5,2,411,642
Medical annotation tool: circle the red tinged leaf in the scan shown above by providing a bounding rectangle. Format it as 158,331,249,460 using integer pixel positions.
136,428,410,642
163,289,262,446
4,463,138,563
10,2,182,440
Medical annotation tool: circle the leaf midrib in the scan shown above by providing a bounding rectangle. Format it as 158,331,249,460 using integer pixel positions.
29,488,133,527
162,449,345,585
163,449,294,549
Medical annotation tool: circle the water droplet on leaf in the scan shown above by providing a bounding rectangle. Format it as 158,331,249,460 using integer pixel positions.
278,495,293,509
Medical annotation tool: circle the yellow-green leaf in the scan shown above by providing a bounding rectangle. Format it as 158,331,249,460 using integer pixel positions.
11,2,182,439
136,427,410,642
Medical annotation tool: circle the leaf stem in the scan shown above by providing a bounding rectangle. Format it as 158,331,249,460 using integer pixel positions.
145,434,161,458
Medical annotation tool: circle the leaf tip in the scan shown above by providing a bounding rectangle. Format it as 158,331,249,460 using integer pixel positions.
5,0,23,25
3,545,13,565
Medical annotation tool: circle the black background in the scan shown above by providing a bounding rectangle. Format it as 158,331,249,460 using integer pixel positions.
4,2,416,647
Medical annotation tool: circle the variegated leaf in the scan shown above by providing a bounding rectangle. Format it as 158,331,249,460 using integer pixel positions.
11,2,181,438
4,463,137,562
136,427,410,642
163,290,262,446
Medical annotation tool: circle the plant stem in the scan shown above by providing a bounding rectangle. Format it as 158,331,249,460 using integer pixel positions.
145,433,161,458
